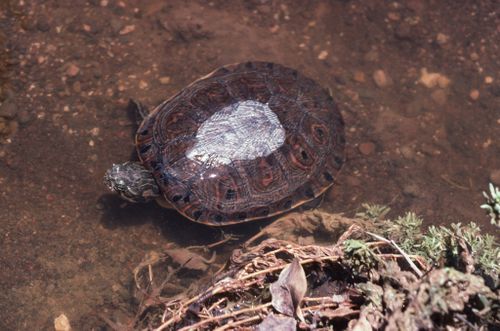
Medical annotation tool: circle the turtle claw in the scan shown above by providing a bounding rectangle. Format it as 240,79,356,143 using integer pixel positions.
128,99,149,122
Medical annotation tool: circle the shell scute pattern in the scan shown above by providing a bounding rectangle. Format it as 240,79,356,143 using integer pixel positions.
136,62,345,225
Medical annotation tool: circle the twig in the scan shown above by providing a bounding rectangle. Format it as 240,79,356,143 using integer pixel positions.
213,315,262,330
187,233,239,250
441,174,469,191
174,303,272,331
366,231,424,277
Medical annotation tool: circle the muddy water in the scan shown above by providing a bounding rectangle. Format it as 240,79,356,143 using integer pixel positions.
0,0,499,329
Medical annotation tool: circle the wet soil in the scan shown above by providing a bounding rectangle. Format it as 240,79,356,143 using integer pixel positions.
0,0,499,329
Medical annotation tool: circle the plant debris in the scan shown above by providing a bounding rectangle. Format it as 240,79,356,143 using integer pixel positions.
104,210,499,330
270,258,307,318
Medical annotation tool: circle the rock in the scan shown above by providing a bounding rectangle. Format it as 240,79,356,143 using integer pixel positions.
373,70,390,88
65,64,80,77
490,170,500,186
54,314,72,331
470,52,479,61
436,33,449,45
317,50,328,60
0,100,18,118
431,89,447,105
469,89,479,101
119,24,136,35
139,80,148,89
159,76,171,85
484,76,493,84
418,68,450,88
353,71,365,83
359,142,376,155
387,12,401,21
400,145,416,160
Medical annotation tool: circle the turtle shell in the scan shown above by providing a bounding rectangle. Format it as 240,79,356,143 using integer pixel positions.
136,61,345,226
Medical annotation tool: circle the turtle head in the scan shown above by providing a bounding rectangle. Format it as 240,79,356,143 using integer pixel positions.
104,161,160,203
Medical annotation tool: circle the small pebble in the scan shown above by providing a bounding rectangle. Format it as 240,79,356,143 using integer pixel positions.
490,169,500,186
400,145,415,160
436,33,449,45
66,64,80,77
119,24,136,35
139,80,148,89
469,89,479,101
373,69,390,87
358,142,376,155
159,76,171,85
387,12,401,21
89,127,100,136
470,52,479,61
484,76,493,84
54,314,72,331
317,50,328,60
418,68,450,88
82,24,92,33
353,71,365,83
431,89,447,105
269,25,280,33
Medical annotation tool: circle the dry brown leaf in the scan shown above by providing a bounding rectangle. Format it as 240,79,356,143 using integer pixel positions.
255,314,296,331
270,258,307,317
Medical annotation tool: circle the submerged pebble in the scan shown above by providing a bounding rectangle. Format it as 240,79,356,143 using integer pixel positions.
373,69,390,87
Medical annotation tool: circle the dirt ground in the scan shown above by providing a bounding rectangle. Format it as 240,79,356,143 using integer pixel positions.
0,0,499,329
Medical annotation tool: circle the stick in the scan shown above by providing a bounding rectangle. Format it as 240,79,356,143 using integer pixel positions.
366,231,424,277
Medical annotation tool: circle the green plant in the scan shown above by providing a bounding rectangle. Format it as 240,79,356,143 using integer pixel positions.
481,183,500,227
355,203,391,221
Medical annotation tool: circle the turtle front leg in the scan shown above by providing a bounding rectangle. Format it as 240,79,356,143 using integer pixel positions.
128,99,150,125
104,161,160,203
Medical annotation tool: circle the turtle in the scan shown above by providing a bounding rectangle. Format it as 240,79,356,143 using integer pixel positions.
104,61,345,226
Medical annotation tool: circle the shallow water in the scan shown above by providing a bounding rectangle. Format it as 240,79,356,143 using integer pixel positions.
0,0,499,329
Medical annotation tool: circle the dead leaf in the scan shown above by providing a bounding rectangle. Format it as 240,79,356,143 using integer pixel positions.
349,313,372,331
256,314,296,331
270,258,307,317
